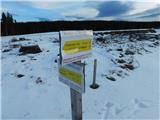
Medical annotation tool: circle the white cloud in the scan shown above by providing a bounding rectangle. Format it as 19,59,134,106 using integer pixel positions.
62,7,99,18
22,1,86,10
127,2,159,15
121,0,159,3
23,1,61,10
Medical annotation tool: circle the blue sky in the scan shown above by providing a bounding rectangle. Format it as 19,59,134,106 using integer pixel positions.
1,0,160,22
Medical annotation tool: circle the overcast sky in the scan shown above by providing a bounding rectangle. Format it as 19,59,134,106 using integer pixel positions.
1,0,160,22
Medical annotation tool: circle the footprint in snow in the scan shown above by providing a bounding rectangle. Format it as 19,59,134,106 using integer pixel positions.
102,102,114,119
102,99,148,119
126,98,148,118
24,112,30,117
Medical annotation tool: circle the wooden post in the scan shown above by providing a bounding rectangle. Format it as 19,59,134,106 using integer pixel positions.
70,61,83,120
90,59,99,89
59,32,62,64
70,88,82,120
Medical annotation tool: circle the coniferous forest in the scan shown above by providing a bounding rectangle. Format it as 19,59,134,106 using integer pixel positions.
1,12,160,36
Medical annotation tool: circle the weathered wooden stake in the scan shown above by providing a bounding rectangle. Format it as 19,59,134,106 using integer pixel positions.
70,61,83,120
70,88,82,120
90,59,99,89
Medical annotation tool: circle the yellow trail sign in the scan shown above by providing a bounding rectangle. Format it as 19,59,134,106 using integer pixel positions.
60,30,93,65
59,67,82,85
63,39,92,55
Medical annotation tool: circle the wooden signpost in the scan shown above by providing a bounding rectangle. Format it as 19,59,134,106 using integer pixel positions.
58,30,93,120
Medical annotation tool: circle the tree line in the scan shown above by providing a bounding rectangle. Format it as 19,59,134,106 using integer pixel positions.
1,12,16,36
1,12,160,36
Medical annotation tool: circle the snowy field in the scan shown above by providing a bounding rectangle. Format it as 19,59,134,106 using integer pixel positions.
1,29,160,119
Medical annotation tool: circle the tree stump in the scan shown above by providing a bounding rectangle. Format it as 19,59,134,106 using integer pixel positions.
19,45,42,54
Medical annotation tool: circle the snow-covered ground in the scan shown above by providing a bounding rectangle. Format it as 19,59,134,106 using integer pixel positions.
1,29,160,119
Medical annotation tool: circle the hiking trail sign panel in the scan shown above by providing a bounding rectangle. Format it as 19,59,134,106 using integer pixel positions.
58,61,85,93
60,30,93,65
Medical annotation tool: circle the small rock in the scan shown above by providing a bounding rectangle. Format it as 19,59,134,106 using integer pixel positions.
125,50,135,55
21,60,26,62
106,76,116,81
19,37,26,41
153,41,159,46
11,37,18,42
17,74,25,78
148,44,154,47
107,49,112,52
120,64,134,70
54,59,57,63
117,73,122,77
36,77,43,84
116,48,123,51
2,49,11,52
117,59,126,64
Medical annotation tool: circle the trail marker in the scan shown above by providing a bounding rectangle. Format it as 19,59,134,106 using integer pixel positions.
58,61,85,93
58,30,93,120
60,30,93,65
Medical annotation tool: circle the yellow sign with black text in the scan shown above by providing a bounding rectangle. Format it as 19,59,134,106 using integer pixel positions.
60,30,93,65
59,67,82,85
63,39,92,55
58,62,85,93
